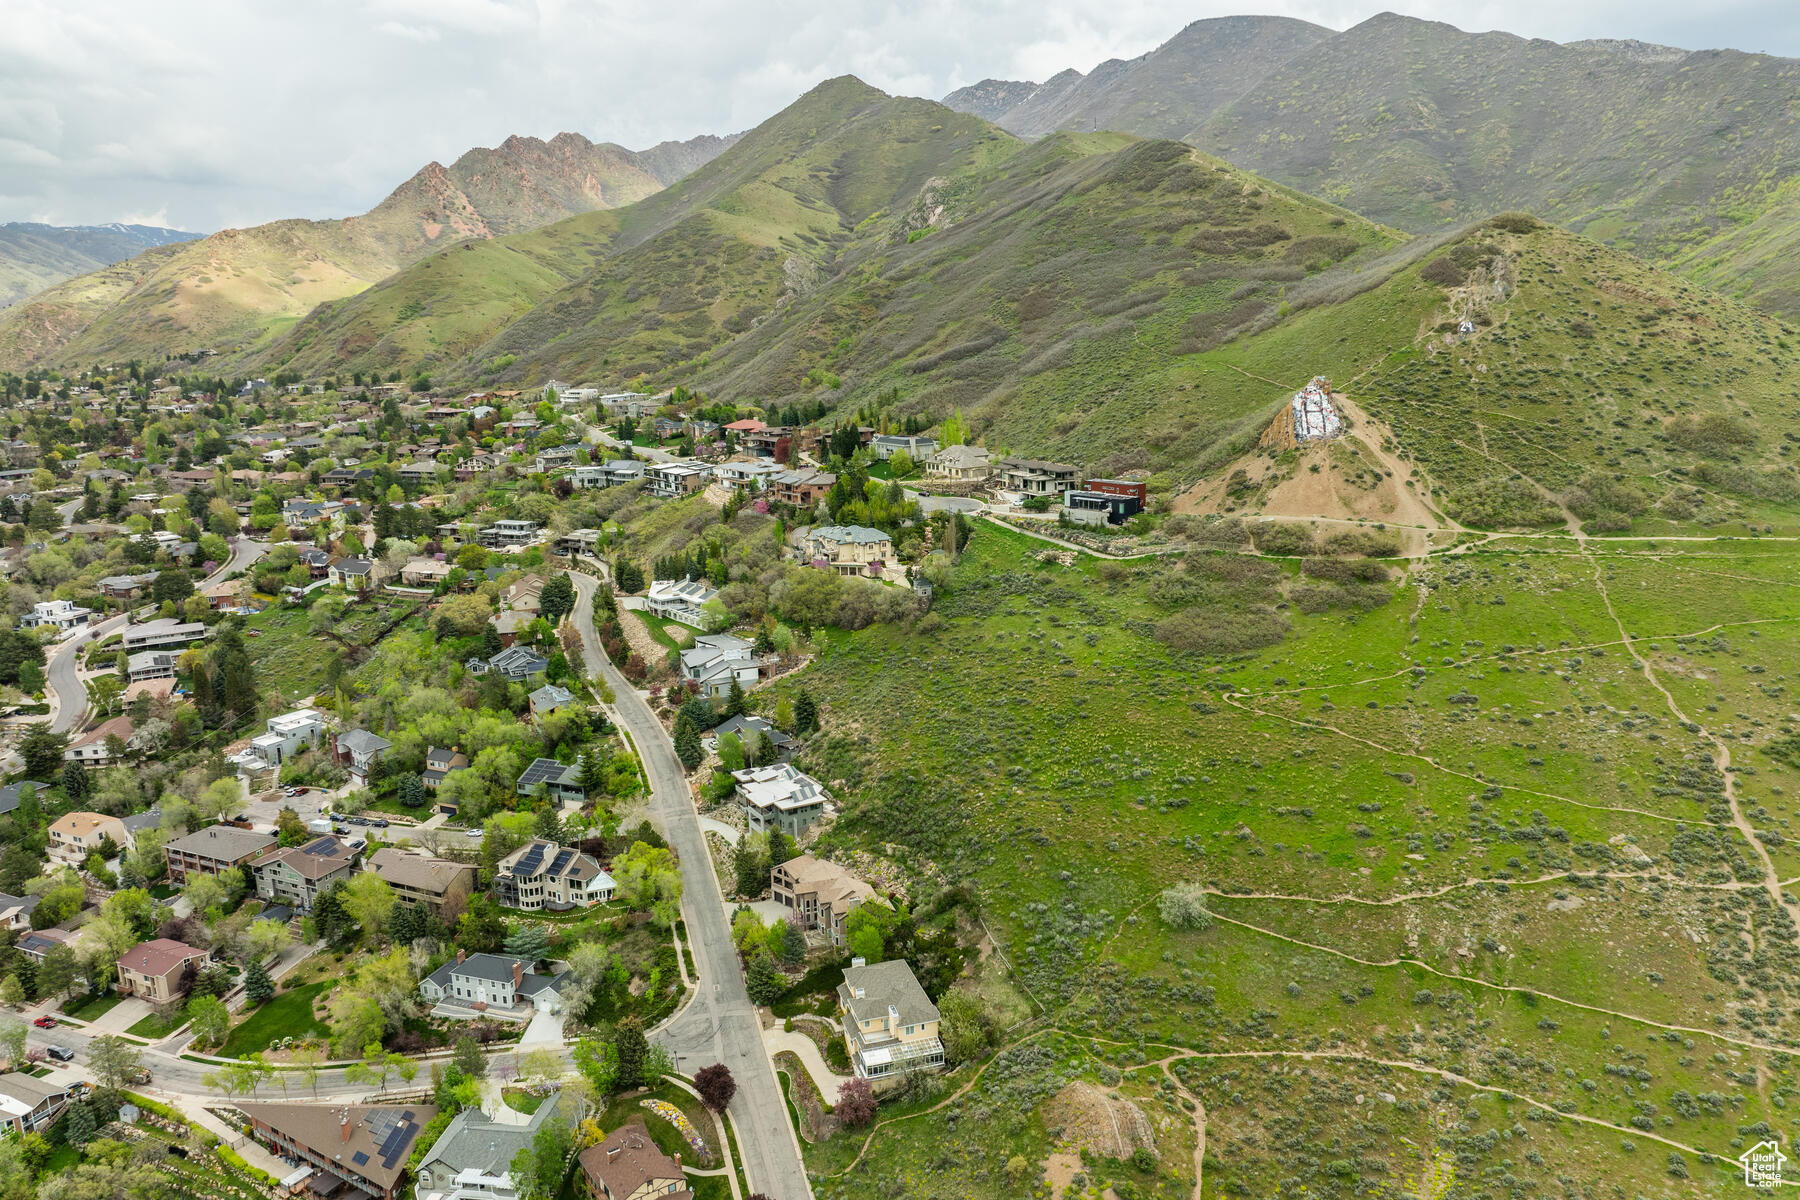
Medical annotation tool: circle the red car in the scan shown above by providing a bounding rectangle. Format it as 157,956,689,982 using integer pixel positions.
31,1016,54,1029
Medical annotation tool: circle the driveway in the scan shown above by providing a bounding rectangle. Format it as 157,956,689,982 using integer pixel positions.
518,1007,565,1050
84,996,156,1034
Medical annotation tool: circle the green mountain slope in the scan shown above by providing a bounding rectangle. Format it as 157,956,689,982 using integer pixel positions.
0,222,200,310
943,13,1800,315
0,131,734,370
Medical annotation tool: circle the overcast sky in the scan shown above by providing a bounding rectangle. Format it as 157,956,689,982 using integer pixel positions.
5,0,1799,232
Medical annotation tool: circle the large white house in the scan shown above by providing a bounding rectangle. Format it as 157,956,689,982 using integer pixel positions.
23,600,93,637
419,951,567,1014
230,708,326,775
680,633,761,698
732,762,831,837
643,577,717,625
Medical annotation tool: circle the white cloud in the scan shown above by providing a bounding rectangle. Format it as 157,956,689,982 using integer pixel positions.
0,0,1795,230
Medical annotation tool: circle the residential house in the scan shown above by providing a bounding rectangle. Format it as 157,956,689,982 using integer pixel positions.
700,714,793,760
123,619,208,652
336,728,392,786
296,546,333,577
650,416,684,441
711,460,783,491
679,634,761,699
772,855,875,946
241,1101,437,1200
455,452,497,480
251,835,360,909
322,466,376,489
493,837,614,910
1063,487,1143,526
47,811,129,863
422,746,469,790
127,649,179,683
642,577,716,625
23,599,93,636
472,645,549,681
64,715,137,766
400,558,453,587
645,461,710,498
17,929,73,963
529,683,575,720
923,444,994,482
478,519,540,548
0,1075,68,1138
0,892,39,932
97,572,159,600
367,848,476,918
802,525,894,576
163,824,275,884
330,556,377,592
399,460,442,484
731,763,830,837
245,708,327,771
282,498,343,527
414,1092,563,1200
419,950,568,1014
514,760,586,804
770,468,835,507
576,1125,693,1200
556,529,603,557
0,781,48,817
534,444,583,473
999,455,1080,497
836,958,946,1084
869,433,938,462
115,938,209,1005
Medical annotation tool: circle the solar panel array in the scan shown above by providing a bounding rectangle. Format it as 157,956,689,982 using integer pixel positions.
518,758,565,787
376,1110,418,1170
548,848,574,875
513,844,544,877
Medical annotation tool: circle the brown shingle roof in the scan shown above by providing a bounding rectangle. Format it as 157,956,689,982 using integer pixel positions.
368,848,474,895
577,1122,693,1200
117,937,207,979
239,1101,437,1194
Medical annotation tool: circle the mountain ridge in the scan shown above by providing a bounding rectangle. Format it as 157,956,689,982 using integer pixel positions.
0,129,738,369
0,221,201,311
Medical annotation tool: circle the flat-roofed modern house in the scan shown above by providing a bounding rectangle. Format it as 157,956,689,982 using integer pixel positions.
643,577,716,625
493,837,614,910
23,599,93,636
731,763,830,837
241,1101,437,1200
679,634,761,699
836,958,945,1086
646,461,710,498
367,848,477,918
478,519,540,548
998,455,1080,497
164,824,275,883
127,649,179,682
251,835,360,909
123,618,208,652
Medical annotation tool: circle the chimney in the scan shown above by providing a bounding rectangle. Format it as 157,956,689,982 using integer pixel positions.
512,959,523,989
456,949,465,964
850,956,865,970
674,1153,681,1170
606,1147,620,1162
340,1111,351,1143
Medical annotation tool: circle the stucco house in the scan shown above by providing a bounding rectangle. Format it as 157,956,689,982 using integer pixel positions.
836,958,945,1086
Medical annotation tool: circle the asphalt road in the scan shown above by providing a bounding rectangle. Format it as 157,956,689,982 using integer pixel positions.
42,538,267,734
567,570,812,1200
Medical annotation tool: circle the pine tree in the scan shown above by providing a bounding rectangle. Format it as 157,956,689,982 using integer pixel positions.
745,952,783,1005
751,731,777,767
780,921,807,967
61,760,90,800
535,805,564,843
723,678,747,718
794,689,819,735
673,715,703,771
614,1017,649,1090
244,959,274,1006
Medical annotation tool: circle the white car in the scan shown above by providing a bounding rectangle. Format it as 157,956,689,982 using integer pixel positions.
465,828,484,839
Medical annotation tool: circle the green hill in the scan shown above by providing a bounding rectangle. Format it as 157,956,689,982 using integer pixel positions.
944,13,1800,316
0,222,200,310
0,131,734,371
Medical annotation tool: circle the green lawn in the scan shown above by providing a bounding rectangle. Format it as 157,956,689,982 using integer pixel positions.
218,982,330,1057
61,991,123,1021
126,1012,180,1039
502,1087,548,1115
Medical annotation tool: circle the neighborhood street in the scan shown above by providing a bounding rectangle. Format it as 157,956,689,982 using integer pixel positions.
568,569,812,1200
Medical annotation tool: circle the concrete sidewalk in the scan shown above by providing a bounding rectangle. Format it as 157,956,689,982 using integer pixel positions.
762,1026,853,1096
156,1090,290,1177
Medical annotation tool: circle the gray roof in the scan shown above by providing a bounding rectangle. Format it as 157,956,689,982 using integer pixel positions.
336,728,392,755
838,959,939,1029
416,1091,565,1181
0,781,49,815
706,715,793,748
120,808,163,834
165,824,275,860
811,524,890,545
517,759,579,789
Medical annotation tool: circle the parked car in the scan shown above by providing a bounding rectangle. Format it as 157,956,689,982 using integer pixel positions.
46,1045,74,1062
369,817,389,829
465,828,484,839
31,1016,54,1029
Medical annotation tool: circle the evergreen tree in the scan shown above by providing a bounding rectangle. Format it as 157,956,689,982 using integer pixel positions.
398,773,427,808
19,729,66,780
210,625,259,724
390,901,429,946
745,952,783,1006
244,959,274,1006
724,678,747,718
780,921,807,967
61,760,90,800
768,830,796,867
534,805,564,843
794,689,819,735
504,924,552,969
673,715,703,771
479,626,504,659
614,1017,649,1090
613,559,644,593
578,751,610,798
538,574,575,624
751,731,778,767
753,621,775,655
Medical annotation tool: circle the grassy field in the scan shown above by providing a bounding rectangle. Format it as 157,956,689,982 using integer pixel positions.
218,982,331,1057
787,519,1800,1199
61,991,123,1021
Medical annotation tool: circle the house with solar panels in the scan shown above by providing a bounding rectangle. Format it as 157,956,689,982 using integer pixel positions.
493,837,615,910
240,1100,437,1200
516,757,586,803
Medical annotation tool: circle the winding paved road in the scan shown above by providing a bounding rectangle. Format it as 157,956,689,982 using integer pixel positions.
567,569,812,1200
42,538,267,733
